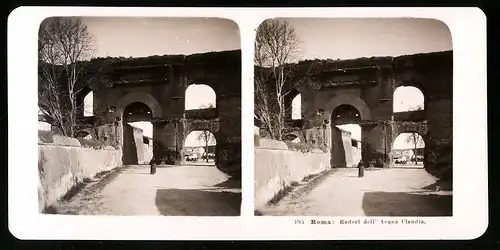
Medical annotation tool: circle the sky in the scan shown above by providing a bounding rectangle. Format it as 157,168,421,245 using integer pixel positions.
283,18,452,149
79,17,239,146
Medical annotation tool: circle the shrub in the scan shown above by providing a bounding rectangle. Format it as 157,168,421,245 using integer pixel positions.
284,141,314,153
267,184,293,206
375,158,384,168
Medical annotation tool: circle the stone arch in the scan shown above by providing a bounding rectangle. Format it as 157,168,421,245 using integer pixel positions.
184,120,220,136
395,71,428,104
324,94,371,121
183,128,219,146
115,92,162,118
393,121,428,137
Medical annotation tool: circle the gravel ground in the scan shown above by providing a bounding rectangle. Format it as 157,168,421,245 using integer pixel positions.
49,165,241,216
260,168,452,216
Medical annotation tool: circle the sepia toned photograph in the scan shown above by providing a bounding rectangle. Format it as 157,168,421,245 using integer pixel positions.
254,18,453,216
37,17,242,216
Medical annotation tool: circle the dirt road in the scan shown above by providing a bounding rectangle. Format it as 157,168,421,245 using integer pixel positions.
260,168,452,216
50,165,241,216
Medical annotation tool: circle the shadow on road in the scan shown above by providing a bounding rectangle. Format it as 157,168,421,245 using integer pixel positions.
362,192,452,216
155,188,241,216
213,177,241,189
421,180,453,191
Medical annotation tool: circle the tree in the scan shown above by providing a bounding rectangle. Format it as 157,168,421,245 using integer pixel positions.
254,19,301,141
405,105,425,165
38,17,95,137
196,103,216,162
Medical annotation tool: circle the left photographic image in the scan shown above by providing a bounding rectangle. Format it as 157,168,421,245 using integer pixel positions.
37,17,242,216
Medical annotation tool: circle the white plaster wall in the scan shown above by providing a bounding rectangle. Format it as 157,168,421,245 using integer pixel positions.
38,144,122,212
143,143,153,164
254,138,330,211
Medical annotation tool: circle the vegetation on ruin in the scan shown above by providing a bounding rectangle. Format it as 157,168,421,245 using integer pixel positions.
83,49,240,76
76,138,113,150
284,141,328,153
267,182,294,206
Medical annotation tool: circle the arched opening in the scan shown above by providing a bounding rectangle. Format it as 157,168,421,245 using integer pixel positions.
183,130,217,166
185,84,216,110
122,102,154,165
393,86,425,112
83,91,93,117
392,132,425,168
331,104,362,168
291,93,302,120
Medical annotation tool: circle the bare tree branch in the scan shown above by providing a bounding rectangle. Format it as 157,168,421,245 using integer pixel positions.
254,19,315,140
38,17,96,137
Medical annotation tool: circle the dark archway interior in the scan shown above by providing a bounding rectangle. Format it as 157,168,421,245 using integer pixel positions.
332,104,361,126
330,104,362,168
122,102,153,165
123,102,153,122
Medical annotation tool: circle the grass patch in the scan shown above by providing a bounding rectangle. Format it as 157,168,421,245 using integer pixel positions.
302,173,320,182
83,177,92,183
284,141,328,153
60,182,87,201
94,170,111,178
77,138,110,149
267,185,294,206
290,181,300,187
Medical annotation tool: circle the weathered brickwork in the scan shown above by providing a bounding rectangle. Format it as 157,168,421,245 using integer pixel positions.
73,50,241,177
260,50,453,180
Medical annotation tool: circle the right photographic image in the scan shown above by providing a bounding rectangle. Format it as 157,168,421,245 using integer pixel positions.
253,18,453,216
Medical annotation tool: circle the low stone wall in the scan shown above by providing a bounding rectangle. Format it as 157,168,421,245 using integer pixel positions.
254,138,330,211
38,135,122,212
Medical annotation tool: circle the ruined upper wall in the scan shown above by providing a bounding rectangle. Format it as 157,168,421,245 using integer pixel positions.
87,49,241,70
256,50,452,123
69,49,241,95
255,50,452,92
